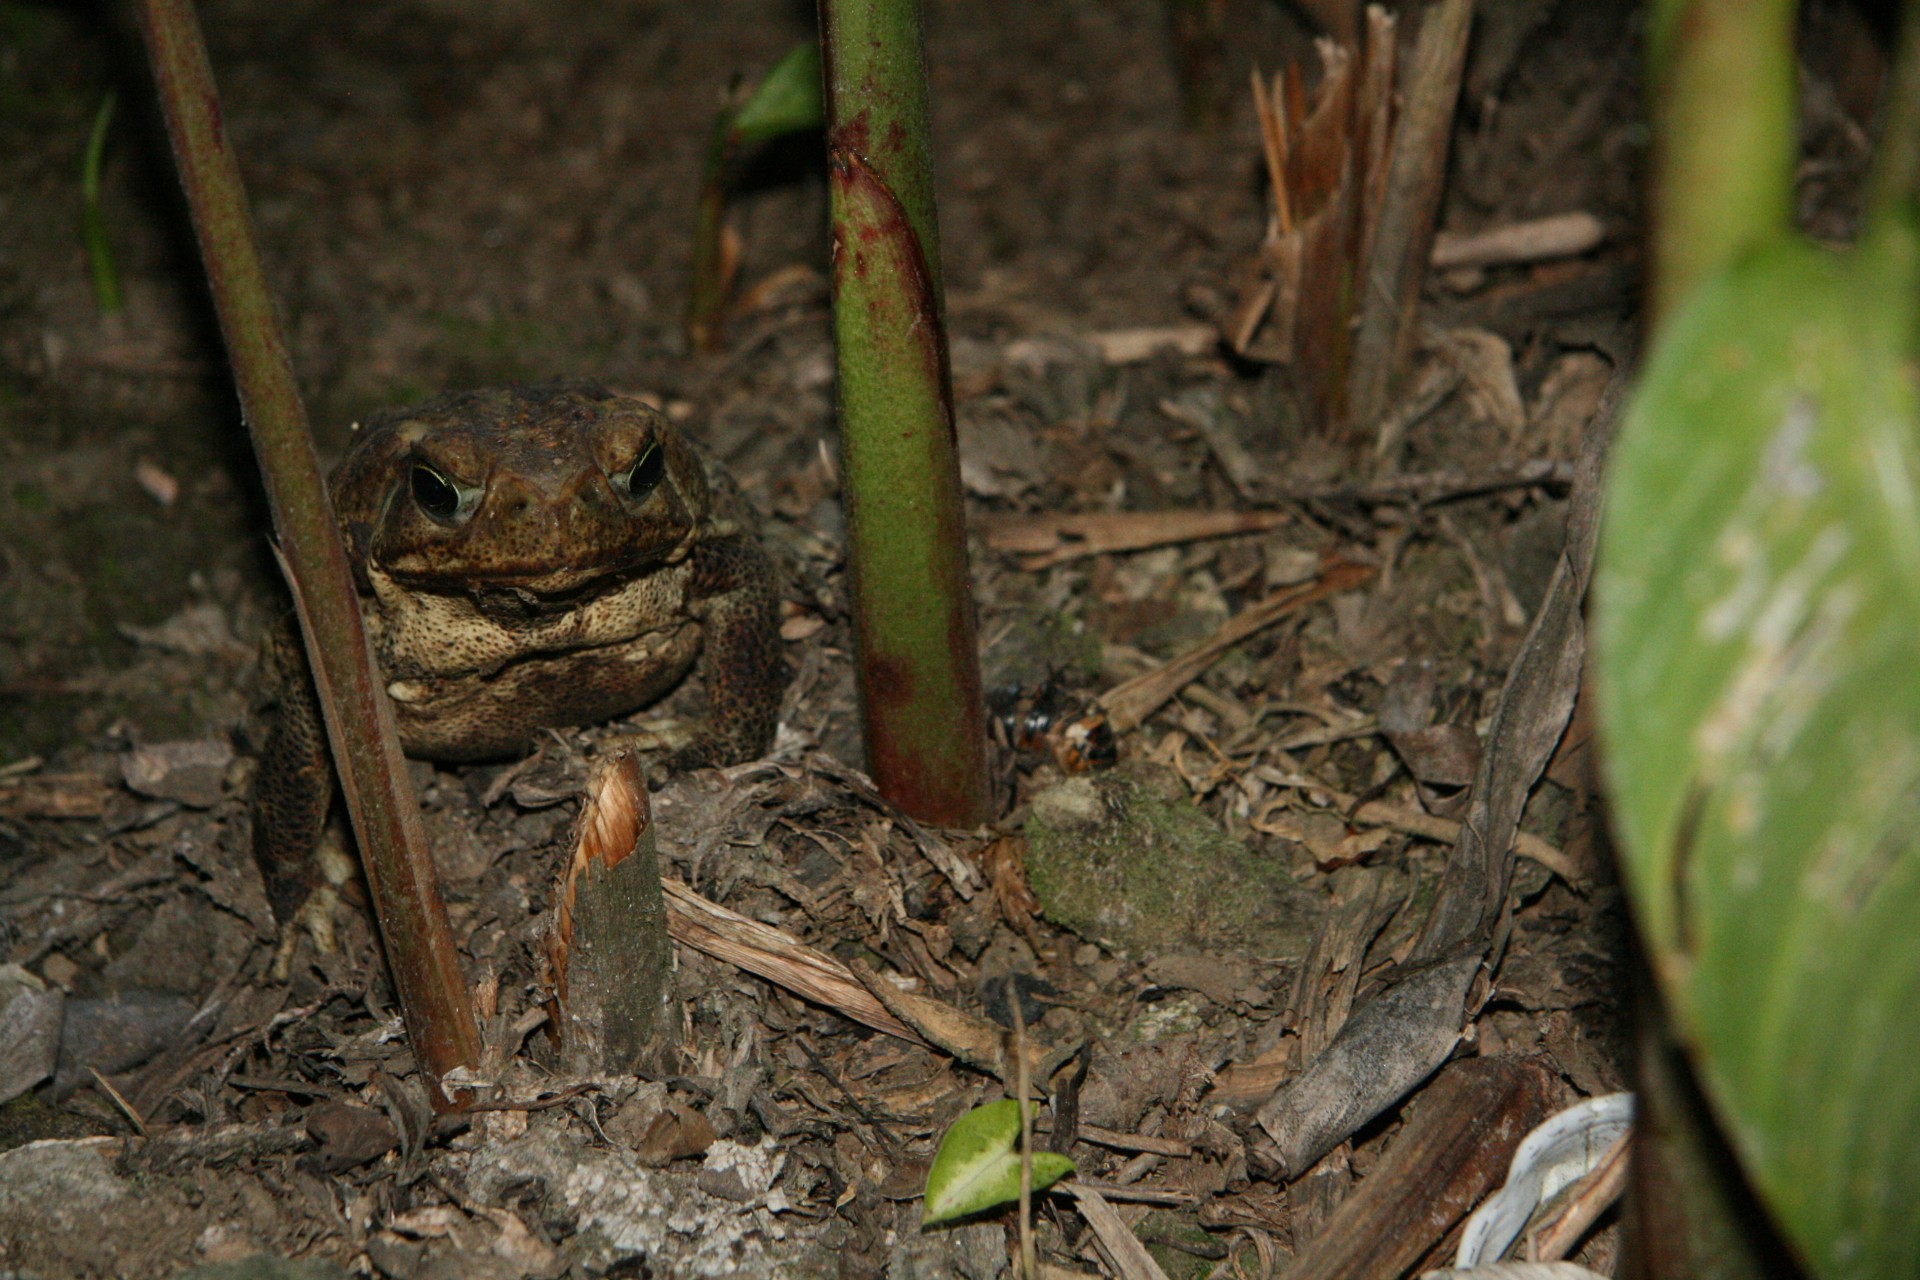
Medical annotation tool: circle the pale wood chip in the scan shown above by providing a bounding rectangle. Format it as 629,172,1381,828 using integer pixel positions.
1430,211,1607,270
1086,324,1218,364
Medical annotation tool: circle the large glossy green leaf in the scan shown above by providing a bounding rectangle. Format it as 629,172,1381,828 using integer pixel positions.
921,1099,1075,1226
1595,222,1920,1278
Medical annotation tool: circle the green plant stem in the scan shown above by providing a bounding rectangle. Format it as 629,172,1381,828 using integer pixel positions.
1646,0,1798,323
686,111,738,355
81,91,123,315
1866,0,1920,227
819,0,991,827
686,47,822,354
820,0,944,290
134,0,480,1107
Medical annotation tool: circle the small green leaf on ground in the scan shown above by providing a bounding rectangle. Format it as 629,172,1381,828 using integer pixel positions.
922,1098,1075,1226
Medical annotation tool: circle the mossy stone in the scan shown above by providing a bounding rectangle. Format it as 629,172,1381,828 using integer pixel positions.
1136,1210,1224,1280
1023,767,1319,958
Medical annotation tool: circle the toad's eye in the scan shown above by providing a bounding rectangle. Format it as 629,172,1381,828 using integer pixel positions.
410,464,461,520
615,442,665,504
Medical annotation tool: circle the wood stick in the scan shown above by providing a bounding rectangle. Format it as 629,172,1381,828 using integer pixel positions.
1279,1057,1553,1280
980,508,1294,565
1528,1130,1631,1261
1431,211,1607,270
1066,1183,1175,1280
980,458,1571,567
1252,68,1289,236
661,878,920,1044
1270,71,1294,235
1345,0,1475,429
666,872,1041,1079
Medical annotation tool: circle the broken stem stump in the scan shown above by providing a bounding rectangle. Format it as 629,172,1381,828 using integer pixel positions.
1346,0,1475,430
548,752,679,1075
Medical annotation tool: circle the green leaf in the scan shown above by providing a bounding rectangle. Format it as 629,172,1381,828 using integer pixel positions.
921,1099,1075,1225
730,44,822,147
1595,218,1920,1278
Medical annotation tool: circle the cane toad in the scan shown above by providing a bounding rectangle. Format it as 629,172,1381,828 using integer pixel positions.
252,380,786,924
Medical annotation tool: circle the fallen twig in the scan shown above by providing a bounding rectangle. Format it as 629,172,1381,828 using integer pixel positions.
662,875,1053,1080
1279,460,1576,507
661,877,920,1044
1527,1130,1630,1262
1100,560,1375,734
1066,1183,1176,1280
1431,211,1608,271
88,1067,150,1138
981,509,1294,568
0,771,113,819
1044,1124,1194,1159
1254,780,1578,884
980,461,1573,568
118,1121,314,1173
1063,1180,1198,1208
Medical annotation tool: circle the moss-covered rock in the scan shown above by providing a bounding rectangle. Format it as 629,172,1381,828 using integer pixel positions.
1023,766,1319,958
0,1089,106,1153
1136,1210,1225,1280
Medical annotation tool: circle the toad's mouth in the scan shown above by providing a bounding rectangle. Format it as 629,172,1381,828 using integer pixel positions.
464,571,637,623
381,544,675,602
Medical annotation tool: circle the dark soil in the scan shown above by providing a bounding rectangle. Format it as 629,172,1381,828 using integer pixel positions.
0,0,1876,1276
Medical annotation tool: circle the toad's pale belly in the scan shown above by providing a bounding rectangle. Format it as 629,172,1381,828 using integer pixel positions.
384,623,702,760
363,562,703,760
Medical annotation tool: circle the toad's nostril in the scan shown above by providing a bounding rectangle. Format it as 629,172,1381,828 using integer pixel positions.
493,484,535,520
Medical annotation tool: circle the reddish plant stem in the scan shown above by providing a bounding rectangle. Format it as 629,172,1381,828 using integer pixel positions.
134,0,479,1107
819,0,992,827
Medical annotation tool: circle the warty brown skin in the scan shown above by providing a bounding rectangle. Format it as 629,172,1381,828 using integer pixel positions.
252,380,786,923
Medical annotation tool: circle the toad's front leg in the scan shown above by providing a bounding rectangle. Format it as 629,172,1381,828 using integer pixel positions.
679,531,786,767
251,620,356,964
